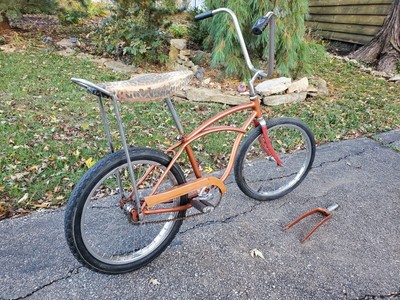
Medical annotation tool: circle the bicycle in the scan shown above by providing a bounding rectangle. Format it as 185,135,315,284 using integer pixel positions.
64,7,316,274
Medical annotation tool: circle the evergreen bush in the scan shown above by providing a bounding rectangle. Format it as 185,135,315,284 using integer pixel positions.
92,0,174,65
202,0,311,79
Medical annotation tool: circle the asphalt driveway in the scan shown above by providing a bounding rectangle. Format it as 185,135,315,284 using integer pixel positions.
1,130,399,300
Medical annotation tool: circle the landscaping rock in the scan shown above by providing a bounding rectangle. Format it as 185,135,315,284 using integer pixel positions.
287,77,308,93
57,48,75,56
182,87,248,105
255,77,292,96
103,60,138,73
169,46,179,62
306,85,319,98
56,38,77,49
180,49,191,56
388,75,400,82
263,92,307,106
170,39,187,50
172,64,191,72
309,77,329,95
370,70,390,78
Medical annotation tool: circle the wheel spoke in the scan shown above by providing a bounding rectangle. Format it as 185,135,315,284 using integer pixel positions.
65,148,187,273
234,118,315,201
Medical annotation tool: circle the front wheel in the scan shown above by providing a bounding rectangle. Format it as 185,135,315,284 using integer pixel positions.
234,117,315,201
64,147,187,274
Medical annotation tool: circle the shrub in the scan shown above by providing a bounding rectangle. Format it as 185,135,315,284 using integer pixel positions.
202,0,311,79
92,0,174,65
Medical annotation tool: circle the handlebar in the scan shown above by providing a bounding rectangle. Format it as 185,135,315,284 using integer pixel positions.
252,12,274,35
194,10,214,21
195,8,275,79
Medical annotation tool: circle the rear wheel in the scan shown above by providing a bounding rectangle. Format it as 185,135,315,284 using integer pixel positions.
65,147,187,274
234,117,315,201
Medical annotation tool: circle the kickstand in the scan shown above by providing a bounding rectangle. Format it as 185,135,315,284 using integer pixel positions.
283,203,339,243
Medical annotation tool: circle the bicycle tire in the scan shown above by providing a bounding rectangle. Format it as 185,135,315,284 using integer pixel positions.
64,147,187,274
234,117,315,201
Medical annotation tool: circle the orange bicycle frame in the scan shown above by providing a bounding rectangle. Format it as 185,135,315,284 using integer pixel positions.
137,97,280,216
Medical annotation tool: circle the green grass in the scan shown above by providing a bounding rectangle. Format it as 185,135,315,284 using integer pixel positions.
0,48,234,217
268,44,400,143
0,43,399,218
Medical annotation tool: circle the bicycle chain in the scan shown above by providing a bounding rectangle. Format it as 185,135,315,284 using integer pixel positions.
133,194,223,226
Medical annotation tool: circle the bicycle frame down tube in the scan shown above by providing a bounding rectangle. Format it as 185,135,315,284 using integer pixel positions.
147,101,261,197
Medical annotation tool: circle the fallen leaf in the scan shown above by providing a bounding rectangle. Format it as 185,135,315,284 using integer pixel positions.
18,193,29,204
250,248,265,259
9,171,30,181
27,165,40,171
85,157,96,169
81,123,89,131
204,165,213,173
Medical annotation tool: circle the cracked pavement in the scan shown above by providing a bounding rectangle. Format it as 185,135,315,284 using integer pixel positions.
1,130,399,299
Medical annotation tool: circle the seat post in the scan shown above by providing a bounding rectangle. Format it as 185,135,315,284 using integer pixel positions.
165,97,185,135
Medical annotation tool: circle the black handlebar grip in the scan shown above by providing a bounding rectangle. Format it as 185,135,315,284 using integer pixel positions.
252,16,269,35
195,11,214,21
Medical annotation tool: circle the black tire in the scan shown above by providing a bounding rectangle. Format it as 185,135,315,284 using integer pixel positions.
64,147,187,274
234,117,315,201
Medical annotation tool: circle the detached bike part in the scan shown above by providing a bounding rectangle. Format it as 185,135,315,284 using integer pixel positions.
283,204,339,243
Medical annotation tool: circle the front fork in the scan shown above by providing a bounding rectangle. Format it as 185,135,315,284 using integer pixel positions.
254,118,282,166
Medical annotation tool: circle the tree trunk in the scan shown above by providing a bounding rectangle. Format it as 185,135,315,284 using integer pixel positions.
0,12,11,31
349,0,400,73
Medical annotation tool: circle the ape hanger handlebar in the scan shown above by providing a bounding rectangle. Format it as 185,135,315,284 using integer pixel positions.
195,8,275,80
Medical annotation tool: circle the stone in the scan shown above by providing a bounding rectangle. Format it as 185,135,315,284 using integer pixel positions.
255,77,292,96
388,75,400,82
203,78,211,85
371,70,390,78
287,77,309,93
178,53,189,61
57,48,75,56
172,64,190,72
56,38,76,49
103,60,138,73
170,39,187,50
184,60,195,68
263,92,307,106
180,49,191,56
306,85,319,98
183,87,248,105
309,77,328,95
360,66,373,73
169,46,179,63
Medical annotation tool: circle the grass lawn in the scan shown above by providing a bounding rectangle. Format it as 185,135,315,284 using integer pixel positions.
0,43,399,219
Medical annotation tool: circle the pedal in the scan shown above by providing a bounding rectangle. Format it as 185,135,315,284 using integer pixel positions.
190,199,214,213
